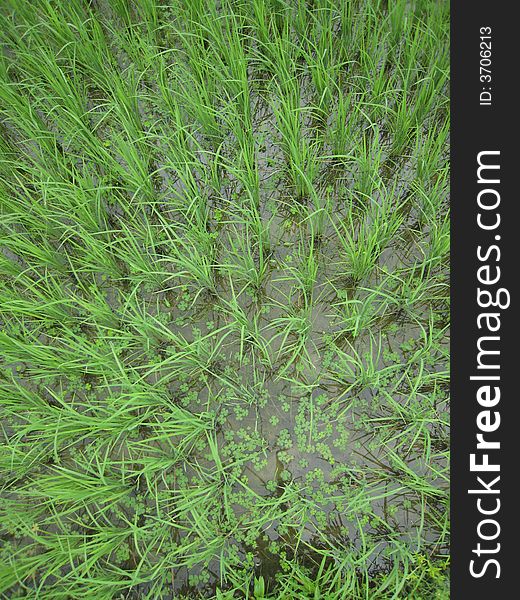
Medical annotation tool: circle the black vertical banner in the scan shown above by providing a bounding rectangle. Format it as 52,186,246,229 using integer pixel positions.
452,1,515,597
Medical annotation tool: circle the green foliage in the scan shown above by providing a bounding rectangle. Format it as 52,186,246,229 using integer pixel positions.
0,0,449,597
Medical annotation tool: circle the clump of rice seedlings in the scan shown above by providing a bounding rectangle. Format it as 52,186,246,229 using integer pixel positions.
0,0,449,598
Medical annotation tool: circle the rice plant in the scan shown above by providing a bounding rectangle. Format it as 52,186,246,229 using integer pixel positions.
0,0,449,598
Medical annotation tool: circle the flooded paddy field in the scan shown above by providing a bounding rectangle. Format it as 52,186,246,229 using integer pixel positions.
0,0,449,598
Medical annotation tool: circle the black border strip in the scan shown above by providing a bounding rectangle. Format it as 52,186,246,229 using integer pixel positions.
452,1,515,596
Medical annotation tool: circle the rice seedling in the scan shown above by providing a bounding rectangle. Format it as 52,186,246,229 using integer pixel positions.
0,0,449,597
